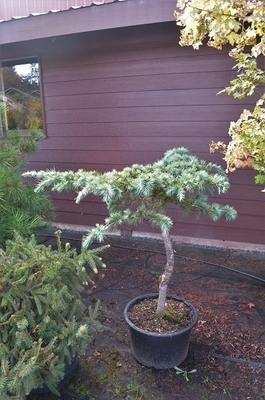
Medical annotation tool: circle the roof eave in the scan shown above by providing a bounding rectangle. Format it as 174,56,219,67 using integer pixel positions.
0,0,176,45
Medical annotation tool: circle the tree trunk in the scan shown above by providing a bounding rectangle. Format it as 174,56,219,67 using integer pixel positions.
157,232,175,314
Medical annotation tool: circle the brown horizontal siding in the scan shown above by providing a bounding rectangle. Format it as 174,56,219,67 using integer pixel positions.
170,222,263,245
18,22,264,246
51,197,262,226
50,195,264,225
47,181,264,214
29,149,240,168
43,55,233,83
44,189,265,248
45,105,248,124
54,211,110,227
172,210,264,231
45,89,252,110
38,136,218,153
217,184,264,202
44,72,234,96
40,28,230,68
44,121,230,137
29,150,170,166
52,199,108,215
52,211,263,245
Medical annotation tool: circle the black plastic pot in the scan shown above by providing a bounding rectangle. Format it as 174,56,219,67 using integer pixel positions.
30,355,79,395
124,294,198,369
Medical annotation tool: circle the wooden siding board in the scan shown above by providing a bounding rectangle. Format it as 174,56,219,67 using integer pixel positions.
52,204,265,231
45,89,253,110
42,55,234,83
31,150,223,166
29,160,223,174
45,105,250,124
28,164,263,205
43,72,234,96
54,212,108,227
29,150,166,165
37,137,218,153
229,203,264,217
50,195,264,218
171,212,265,231
53,211,263,245
52,199,108,215
39,28,235,67
42,45,230,69
44,121,230,138
168,224,263,245
39,24,226,66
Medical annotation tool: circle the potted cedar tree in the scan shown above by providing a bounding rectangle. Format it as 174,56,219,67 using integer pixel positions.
24,147,237,369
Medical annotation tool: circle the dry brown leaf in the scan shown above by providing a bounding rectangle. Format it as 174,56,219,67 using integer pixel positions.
247,302,256,309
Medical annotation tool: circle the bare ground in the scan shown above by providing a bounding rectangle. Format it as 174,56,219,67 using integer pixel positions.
30,233,265,400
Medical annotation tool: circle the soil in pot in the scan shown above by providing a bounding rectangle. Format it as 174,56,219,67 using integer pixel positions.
128,298,192,333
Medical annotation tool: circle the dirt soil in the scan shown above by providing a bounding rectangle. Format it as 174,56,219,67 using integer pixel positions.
30,232,265,400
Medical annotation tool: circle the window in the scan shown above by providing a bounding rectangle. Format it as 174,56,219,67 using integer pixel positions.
0,57,43,136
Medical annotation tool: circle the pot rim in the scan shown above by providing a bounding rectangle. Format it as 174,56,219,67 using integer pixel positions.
124,293,198,337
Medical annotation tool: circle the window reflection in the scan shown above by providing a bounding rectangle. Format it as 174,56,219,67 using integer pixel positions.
0,60,43,135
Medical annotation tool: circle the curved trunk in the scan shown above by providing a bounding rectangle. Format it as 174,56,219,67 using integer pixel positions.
157,232,175,314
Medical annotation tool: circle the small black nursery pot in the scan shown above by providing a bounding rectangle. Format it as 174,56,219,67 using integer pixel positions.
124,294,198,369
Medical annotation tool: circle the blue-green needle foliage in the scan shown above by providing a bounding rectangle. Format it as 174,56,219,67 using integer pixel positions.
24,147,237,248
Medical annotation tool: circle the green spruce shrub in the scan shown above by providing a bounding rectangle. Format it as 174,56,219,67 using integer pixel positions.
0,129,53,246
0,230,107,399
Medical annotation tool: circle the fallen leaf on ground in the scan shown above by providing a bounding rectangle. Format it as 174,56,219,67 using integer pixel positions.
247,302,256,309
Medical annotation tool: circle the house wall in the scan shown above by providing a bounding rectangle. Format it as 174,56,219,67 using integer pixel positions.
2,22,264,247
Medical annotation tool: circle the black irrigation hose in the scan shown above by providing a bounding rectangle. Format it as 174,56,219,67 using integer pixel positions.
213,353,265,371
104,243,265,285
37,233,265,285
